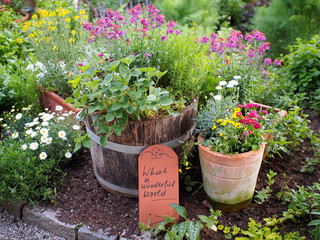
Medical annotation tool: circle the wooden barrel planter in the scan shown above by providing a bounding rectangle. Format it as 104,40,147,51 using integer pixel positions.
85,98,198,198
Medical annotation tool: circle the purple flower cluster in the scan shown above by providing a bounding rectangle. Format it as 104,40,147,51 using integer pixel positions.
83,4,180,44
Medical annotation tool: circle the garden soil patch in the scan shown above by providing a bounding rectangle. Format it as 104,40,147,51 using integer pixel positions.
39,112,320,239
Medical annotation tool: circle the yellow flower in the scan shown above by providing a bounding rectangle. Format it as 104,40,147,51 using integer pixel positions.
186,161,189,167
82,15,88,19
235,123,241,128
16,38,23,44
57,7,64,12
68,38,75,44
32,14,38,19
234,108,241,113
212,125,216,130
65,18,71,22
49,11,56,17
28,33,35,38
216,119,223,123
74,16,80,20
79,9,86,15
48,20,53,25
179,169,182,173
219,132,223,137
67,73,71,77
49,26,56,31
52,46,57,50
71,30,76,36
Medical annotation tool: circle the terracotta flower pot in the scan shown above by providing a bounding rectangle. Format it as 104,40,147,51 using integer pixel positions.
39,88,81,115
198,135,265,212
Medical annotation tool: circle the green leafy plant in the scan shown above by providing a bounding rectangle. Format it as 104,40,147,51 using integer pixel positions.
254,170,277,204
140,203,221,240
251,0,320,57
67,56,182,148
278,182,320,238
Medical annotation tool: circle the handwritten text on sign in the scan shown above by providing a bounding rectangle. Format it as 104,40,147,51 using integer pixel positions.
138,145,179,226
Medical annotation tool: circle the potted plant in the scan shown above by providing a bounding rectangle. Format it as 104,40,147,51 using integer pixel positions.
196,82,282,212
66,4,207,197
23,7,90,113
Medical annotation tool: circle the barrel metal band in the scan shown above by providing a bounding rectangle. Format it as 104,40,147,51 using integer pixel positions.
85,122,196,155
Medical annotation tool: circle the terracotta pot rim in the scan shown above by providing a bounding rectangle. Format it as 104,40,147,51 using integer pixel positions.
198,134,265,158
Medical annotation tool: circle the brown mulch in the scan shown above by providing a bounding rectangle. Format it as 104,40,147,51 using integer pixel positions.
37,111,320,239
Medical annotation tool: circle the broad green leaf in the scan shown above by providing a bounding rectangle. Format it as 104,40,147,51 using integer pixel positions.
74,142,81,152
115,126,124,136
119,64,130,76
105,112,115,122
147,95,157,102
308,219,320,226
159,96,173,106
187,221,201,240
82,137,92,148
100,135,108,146
178,221,187,238
64,97,74,104
170,204,187,219
72,102,82,109
111,103,122,111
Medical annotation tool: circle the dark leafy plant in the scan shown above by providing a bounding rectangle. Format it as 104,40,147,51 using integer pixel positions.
251,0,320,57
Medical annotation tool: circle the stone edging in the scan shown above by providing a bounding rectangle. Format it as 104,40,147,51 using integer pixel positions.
0,201,153,240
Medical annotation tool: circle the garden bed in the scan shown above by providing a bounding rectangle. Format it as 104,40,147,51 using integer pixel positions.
37,111,320,239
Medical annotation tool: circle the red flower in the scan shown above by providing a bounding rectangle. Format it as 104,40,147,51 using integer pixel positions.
78,63,84,66
253,123,261,129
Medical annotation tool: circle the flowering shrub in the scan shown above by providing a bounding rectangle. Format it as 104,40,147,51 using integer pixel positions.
196,81,280,154
0,105,82,203
0,105,80,163
24,7,90,95
200,29,281,101
81,4,209,101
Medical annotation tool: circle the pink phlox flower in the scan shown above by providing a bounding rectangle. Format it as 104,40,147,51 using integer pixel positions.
166,27,174,35
247,49,255,58
144,53,151,59
200,36,210,44
160,35,167,42
166,20,176,28
274,59,282,65
174,30,181,35
265,58,272,66
140,18,149,27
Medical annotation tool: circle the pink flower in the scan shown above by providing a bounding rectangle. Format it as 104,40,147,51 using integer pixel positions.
98,54,104,57
264,58,272,66
248,110,258,118
249,130,253,135
254,104,260,108
253,123,261,129
236,112,242,117
78,63,84,66
261,110,268,115
274,59,282,65
160,35,167,42
245,103,254,109
237,104,244,108
144,53,151,60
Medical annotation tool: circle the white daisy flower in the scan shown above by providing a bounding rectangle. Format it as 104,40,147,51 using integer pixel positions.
41,135,48,143
213,95,222,101
15,113,22,120
12,132,19,139
26,129,33,135
38,112,45,116
65,152,72,158
33,117,39,122
36,73,45,79
26,64,34,71
229,80,239,86
30,142,39,150
55,105,63,111
31,132,37,138
42,113,54,121
40,128,49,136
234,76,241,80
57,117,65,121
216,86,222,90
72,125,80,130
39,152,47,160
21,144,27,150
219,80,227,86
62,113,69,117
46,137,53,145
41,121,49,126
58,131,66,139
227,83,234,88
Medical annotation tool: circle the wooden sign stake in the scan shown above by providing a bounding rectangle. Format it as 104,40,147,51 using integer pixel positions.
138,145,179,226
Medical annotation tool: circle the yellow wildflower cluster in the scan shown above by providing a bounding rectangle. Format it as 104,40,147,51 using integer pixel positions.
217,117,241,128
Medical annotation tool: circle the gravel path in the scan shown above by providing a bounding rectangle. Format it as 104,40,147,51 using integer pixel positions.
0,207,65,240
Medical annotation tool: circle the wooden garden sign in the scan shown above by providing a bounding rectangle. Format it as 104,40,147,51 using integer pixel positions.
138,144,179,226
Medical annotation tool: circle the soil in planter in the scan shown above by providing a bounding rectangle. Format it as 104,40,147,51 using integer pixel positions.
38,112,320,239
